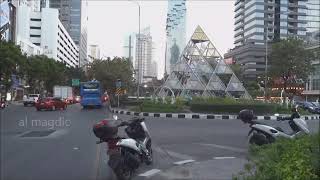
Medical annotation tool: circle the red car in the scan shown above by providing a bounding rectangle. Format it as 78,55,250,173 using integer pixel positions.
35,97,67,111
102,92,109,102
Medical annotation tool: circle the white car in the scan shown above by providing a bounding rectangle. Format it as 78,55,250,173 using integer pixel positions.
23,94,40,106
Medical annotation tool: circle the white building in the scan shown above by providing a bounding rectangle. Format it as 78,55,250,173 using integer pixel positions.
88,44,100,61
16,2,43,56
135,27,153,83
15,3,79,67
151,61,158,78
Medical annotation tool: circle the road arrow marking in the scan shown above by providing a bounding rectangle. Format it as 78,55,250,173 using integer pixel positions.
139,169,161,177
173,159,195,165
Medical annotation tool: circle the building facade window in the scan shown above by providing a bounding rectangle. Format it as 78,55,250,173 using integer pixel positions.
30,26,41,29
30,18,41,21
30,34,41,37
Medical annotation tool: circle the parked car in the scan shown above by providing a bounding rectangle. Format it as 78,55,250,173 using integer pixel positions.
299,101,320,114
23,94,40,106
35,97,67,111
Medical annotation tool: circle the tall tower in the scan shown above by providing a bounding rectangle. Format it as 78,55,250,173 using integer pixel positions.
165,0,186,75
135,27,153,83
224,0,309,80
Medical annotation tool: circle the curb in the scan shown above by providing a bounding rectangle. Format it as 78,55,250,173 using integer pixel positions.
111,109,320,120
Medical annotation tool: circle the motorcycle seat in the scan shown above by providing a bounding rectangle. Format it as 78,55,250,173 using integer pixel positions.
275,127,284,132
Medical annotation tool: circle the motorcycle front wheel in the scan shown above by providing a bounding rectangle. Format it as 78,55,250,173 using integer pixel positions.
115,166,133,180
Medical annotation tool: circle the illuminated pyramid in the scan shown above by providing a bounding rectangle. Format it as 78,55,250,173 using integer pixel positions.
158,26,251,99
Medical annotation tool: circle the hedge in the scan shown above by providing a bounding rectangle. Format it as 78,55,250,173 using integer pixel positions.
190,104,276,115
234,133,320,180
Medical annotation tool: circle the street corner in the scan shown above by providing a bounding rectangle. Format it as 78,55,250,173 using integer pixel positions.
140,157,248,180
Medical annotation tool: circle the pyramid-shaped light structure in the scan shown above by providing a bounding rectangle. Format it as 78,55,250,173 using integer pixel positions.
157,26,251,99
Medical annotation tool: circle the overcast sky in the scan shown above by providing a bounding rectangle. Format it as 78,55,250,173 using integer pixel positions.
88,0,235,78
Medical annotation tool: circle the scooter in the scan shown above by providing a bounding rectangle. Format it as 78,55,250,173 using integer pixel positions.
239,109,310,145
93,115,152,180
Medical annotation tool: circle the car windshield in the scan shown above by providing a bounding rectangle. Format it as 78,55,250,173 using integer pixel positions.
305,102,315,107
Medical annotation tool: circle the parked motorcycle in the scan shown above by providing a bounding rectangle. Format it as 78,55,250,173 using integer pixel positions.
239,109,310,146
93,115,153,180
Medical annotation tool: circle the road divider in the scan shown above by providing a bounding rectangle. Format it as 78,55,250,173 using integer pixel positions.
111,109,320,120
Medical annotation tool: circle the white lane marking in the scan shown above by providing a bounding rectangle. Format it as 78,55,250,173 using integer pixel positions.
213,156,236,160
166,150,194,160
173,159,195,165
73,147,79,150
138,169,161,177
194,143,247,153
153,146,193,160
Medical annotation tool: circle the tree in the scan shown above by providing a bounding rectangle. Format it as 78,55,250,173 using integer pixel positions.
0,41,27,95
269,38,315,102
87,57,134,94
230,64,243,82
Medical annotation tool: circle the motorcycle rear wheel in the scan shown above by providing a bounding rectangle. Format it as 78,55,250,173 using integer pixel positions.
249,132,269,146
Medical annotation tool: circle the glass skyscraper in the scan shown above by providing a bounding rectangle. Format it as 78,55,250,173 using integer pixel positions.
225,0,311,79
306,0,320,33
165,0,186,75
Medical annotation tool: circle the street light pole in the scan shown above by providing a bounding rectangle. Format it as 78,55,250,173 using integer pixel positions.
264,11,289,101
264,27,268,101
137,4,141,99
129,0,141,99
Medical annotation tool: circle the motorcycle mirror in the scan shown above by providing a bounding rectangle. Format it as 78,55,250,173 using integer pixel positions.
112,115,118,120
274,113,279,117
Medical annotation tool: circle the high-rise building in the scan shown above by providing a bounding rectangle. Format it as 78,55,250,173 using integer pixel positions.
165,0,186,75
123,33,136,66
224,0,309,79
16,5,79,67
1,0,17,42
135,27,153,83
306,0,320,33
151,61,158,78
88,44,100,61
41,0,88,67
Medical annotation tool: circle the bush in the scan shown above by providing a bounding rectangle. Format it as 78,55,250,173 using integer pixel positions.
131,100,184,113
234,133,320,180
190,97,276,114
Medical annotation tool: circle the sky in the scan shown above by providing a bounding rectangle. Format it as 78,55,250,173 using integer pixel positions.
87,0,235,79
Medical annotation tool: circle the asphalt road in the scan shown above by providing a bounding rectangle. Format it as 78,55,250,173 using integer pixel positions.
1,103,319,180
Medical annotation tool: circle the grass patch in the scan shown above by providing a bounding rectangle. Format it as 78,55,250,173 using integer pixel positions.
234,133,320,180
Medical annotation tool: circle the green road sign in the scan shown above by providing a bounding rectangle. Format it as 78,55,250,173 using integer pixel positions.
72,79,80,86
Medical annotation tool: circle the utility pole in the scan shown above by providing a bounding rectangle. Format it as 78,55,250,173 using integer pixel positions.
138,5,141,99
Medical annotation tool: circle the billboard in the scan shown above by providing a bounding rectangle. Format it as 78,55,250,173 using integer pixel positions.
0,1,10,28
0,1,10,41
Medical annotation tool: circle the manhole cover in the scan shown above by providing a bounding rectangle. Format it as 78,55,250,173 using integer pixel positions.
20,130,55,137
